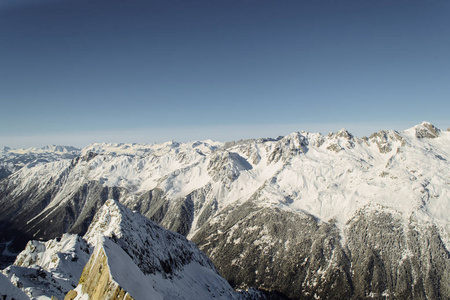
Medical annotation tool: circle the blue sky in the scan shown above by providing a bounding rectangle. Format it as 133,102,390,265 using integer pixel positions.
1,0,449,148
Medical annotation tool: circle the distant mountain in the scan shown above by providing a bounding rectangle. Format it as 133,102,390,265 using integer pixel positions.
1,122,449,299
0,145,80,180
2,200,261,299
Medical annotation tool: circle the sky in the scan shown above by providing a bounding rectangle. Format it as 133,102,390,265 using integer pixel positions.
1,0,449,148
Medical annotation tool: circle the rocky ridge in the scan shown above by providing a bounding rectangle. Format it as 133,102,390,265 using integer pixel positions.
2,200,258,300
1,122,449,299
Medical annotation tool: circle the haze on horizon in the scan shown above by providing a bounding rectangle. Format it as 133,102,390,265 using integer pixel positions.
1,0,449,148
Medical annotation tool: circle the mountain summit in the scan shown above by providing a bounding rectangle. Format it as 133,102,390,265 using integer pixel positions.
1,123,449,299
3,200,255,299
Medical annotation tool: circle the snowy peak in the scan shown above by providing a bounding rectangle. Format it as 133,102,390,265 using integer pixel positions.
4,200,249,300
412,121,441,139
2,234,90,299
13,234,89,275
84,200,217,276
208,150,252,183
73,200,244,299
0,145,80,180
267,132,308,163
367,130,404,153
1,146,11,153
72,236,242,300
333,128,354,139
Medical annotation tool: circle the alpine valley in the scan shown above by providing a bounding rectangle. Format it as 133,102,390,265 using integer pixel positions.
1,122,449,299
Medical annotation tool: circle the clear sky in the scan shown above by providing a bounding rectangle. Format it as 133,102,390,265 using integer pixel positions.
1,0,449,148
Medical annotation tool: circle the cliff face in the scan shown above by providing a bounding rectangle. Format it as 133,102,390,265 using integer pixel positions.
1,123,450,299
75,200,244,300
67,242,135,300
4,200,253,300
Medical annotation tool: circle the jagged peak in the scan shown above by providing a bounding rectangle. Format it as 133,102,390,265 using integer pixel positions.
368,129,402,141
278,131,307,145
266,132,308,164
84,200,215,276
84,200,128,244
327,128,354,140
406,121,441,139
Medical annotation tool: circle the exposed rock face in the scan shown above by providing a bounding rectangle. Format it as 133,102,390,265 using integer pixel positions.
4,200,257,300
369,130,403,154
267,132,308,164
74,243,134,300
1,123,450,299
414,122,440,139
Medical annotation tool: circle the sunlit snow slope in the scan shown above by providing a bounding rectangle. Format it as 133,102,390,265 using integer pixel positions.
2,200,257,300
1,122,449,299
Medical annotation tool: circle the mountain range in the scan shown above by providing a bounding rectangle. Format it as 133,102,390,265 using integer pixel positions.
1,122,449,299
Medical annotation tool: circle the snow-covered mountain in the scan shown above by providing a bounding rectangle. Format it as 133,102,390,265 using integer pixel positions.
2,234,90,299
0,145,80,180
1,122,449,299
1,200,261,300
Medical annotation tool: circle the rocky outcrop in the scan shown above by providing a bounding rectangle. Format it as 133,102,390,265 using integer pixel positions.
2,234,90,299
368,130,403,154
4,200,257,300
208,150,252,184
71,243,134,300
1,123,450,299
267,132,308,164
414,122,440,139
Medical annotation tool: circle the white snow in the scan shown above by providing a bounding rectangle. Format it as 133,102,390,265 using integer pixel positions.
0,272,29,300
5,122,450,255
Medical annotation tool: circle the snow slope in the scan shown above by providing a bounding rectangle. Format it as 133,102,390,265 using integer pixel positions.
78,199,242,300
0,145,79,180
2,200,255,300
2,234,90,299
1,122,449,299
0,272,29,300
